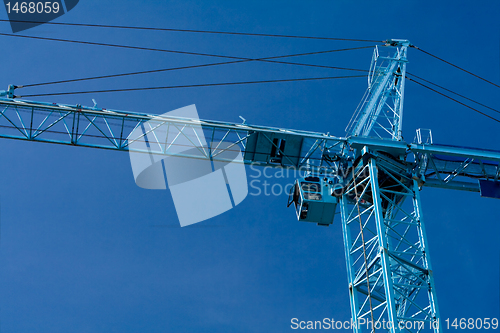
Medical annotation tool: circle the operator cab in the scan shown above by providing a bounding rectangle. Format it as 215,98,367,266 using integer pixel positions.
288,176,339,226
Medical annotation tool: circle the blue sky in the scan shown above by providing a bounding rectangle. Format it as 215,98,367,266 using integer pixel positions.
0,1,499,332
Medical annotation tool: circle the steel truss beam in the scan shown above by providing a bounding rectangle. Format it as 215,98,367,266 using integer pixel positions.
340,149,440,333
0,98,500,193
0,98,343,171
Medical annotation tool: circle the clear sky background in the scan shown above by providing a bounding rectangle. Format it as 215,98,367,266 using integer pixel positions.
0,1,498,332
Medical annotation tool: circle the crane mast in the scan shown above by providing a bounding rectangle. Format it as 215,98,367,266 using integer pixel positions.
337,40,440,332
0,39,499,333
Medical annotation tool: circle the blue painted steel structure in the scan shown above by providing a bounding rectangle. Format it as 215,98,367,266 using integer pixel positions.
339,40,441,333
346,39,409,140
0,39,499,332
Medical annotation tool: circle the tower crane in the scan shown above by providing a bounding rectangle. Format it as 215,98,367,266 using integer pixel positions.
1,39,499,332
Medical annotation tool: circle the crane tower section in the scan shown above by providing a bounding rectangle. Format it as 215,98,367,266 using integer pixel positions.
346,40,409,141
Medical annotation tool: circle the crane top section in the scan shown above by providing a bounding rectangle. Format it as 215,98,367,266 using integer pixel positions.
346,39,410,141
384,39,411,47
